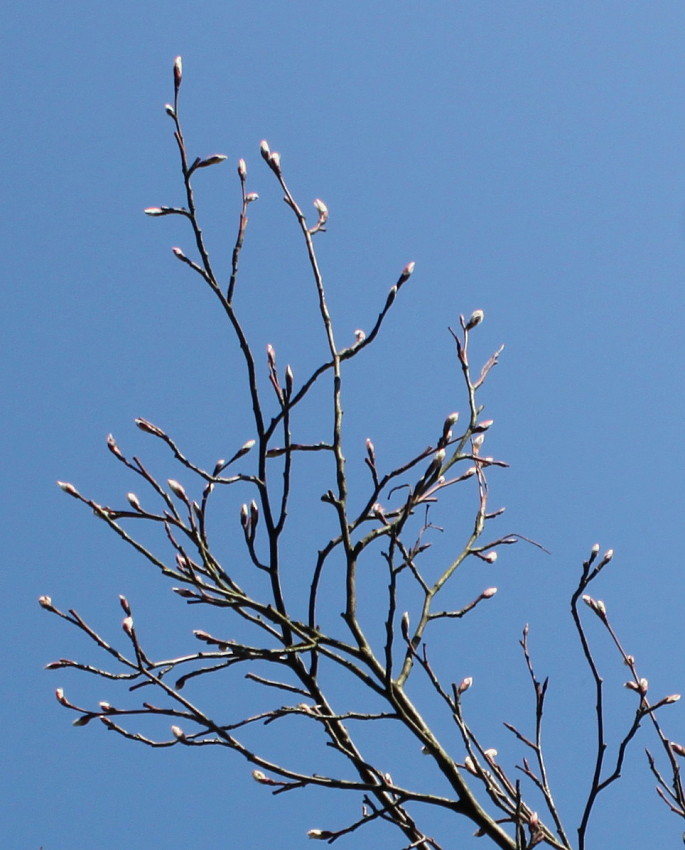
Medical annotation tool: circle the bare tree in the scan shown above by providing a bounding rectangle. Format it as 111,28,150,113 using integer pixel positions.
42,58,685,849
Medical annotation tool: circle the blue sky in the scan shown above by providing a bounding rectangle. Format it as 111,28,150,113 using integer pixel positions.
5,3,685,848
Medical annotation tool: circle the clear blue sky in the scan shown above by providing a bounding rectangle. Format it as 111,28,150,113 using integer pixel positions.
5,3,685,848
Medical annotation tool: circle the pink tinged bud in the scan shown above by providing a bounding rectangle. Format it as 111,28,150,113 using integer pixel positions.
482,551,498,563
267,344,276,368
252,770,270,784
134,417,165,436
45,659,74,669
464,756,478,775
591,543,600,556
171,725,186,740
482,587,498,598
240,504,249,528
126,492,142,512
122,616,134,636
624,680,640,691
167,479,187,500
55,688,68,706
307,829,325,839
472,434,484,450
73,715,91,727
600,548,614,565
372,503,387,523
401,611,410,638
465,309,484,330
433,448,446,465
260,140,271,160
164,103,176,118
238,158,247,179
457,677,473,694
172,246,186,259
173,56,183,89
57,481,79,498
99,702,113,712
475,419,494,432
196,154,228,168
665,694,681,704
285,365,293,393
106,434,123,458
313,198,328,216
354,329,366,343
582,594,606,616
445,412,459,427
639,678,649,694
245,192,259,203
267,152,281,172
483,748,497,760
529,812,540,829
38,595,53,610
250,500,259,525
671,741,685,757
119,595,131,615
399,261,415,283
240,439,256,455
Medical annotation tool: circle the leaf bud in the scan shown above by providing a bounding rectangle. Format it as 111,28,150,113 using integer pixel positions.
464,755,478,775
245,192,259,203
399,261,415,284
167,479,187,500
57,481,79,498
126,492,142,512
164,103,176,118
134,418,165,436
38,595,54,610
171,246,186,259
173,56,183,90
238,158,247,179
671,741,685,757
599,548,614,566
482,587,498,598
457,676,473,694
171,725,186,740
354,329,366,343
196,154,228,169
106,434,124,459
260,140,271,161
465,309,484,330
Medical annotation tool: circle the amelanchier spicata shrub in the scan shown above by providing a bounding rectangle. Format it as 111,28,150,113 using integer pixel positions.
43,57,685,850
